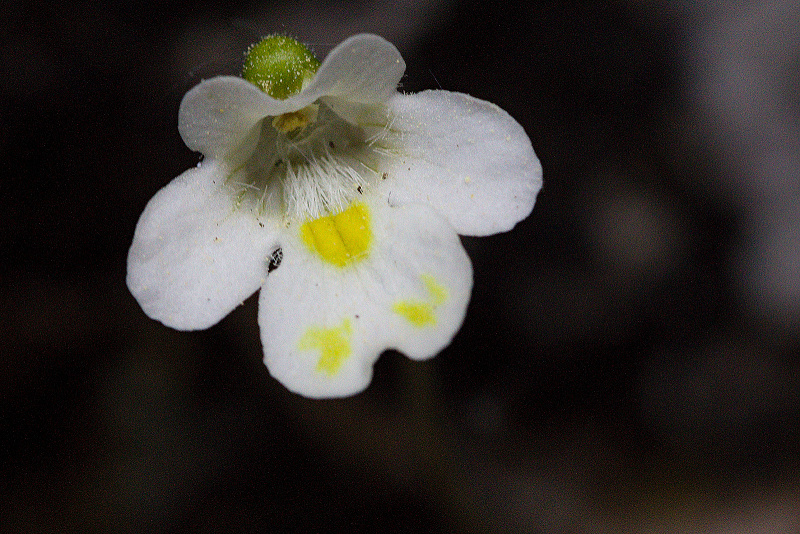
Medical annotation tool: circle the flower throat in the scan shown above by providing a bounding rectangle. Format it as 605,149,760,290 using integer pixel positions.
230,37,387,223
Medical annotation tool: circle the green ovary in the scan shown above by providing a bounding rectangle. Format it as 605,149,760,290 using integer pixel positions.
242,35,320,100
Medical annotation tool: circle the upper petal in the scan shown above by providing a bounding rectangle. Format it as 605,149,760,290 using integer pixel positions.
312,34,405,123
178,34,405,160
311,33,404,104
258,198,472,398
127,161,279,330
375,90,543,236
178,76,300,161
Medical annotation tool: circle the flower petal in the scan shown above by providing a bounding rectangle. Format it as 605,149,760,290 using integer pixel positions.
258,199,472,398
127,162,279,330
311,34,405,123
178,34,404,160
376,90,543,236
178,76,300,163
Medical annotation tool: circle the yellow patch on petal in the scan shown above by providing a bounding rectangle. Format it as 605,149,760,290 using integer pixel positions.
393,274,449,328
301,203,371,267
392,301,436,327
298,319,353,376
421,274,448,305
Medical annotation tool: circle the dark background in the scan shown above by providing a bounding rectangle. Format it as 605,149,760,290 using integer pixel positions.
3,0,799,532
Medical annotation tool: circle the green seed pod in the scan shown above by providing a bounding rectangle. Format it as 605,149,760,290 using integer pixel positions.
242,35,321,100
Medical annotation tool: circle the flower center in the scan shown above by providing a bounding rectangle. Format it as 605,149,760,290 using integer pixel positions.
271,105,318,134
227,102,386,225
231,36,396,230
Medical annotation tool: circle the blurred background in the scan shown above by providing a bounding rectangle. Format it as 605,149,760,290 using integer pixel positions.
2,0,799,532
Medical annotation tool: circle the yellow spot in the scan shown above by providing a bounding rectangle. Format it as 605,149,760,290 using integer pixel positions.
393,301,435,327
421,274,448,305
393,274,449,328
301,202,371,267
298,319,352,376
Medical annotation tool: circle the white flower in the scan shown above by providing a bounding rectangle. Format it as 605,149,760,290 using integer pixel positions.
127,34,542,398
